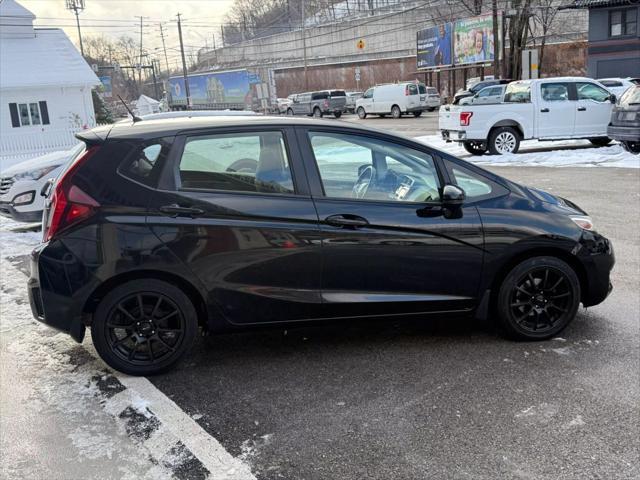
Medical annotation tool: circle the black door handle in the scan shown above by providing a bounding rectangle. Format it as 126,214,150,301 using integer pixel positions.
159,204,205,218
577,106,586,111
325,214,369,228
540,108,549,113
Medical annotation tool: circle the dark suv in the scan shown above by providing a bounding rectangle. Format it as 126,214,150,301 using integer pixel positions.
29,116,614,375
607,85,640,154
286,90,347,118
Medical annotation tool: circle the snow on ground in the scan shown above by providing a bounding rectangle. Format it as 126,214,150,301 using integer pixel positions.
416,135,640,168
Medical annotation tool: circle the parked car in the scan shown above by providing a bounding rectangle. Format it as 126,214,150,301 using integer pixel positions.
459,84,506,106
453,79,511,105
28,116,614,375
286,90,347,118
345,91,363,113
421,85,441,111
607,84,640,154
440,77,615,155
0,143,84,222
356,82,429,119
276,97,292,114
597,77,639,98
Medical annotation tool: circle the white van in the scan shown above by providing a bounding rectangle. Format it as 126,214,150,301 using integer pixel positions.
356,82,427,119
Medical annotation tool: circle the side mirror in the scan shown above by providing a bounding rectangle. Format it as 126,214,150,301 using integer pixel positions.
442,184,465,207
40,178,55,197
610,93,616,104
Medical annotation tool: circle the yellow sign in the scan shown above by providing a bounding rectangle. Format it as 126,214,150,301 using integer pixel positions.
356,39,365,50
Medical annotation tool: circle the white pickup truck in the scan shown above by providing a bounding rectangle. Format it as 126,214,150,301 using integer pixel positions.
439,77,616,155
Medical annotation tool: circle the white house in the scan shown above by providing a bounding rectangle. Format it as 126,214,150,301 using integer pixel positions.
0,0,100,169
134,94,161,116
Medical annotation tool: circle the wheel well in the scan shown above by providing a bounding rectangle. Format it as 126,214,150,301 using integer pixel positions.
488,247,589,310
391,104,401,111
82,270,209,328
490,121,523,139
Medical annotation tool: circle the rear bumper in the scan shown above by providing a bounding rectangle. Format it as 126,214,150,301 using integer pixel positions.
28,241,96,343
441,130,468,142
607,124,640,142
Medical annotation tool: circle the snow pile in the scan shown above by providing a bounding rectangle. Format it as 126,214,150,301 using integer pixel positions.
416,135,640,168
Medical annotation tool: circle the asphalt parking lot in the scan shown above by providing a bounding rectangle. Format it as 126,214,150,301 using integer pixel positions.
340,110,440,137
149,166,640,480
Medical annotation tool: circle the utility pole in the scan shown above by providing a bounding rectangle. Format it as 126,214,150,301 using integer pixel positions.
135,16,148,87
176,13,192,109
492,0,500,77
159,23,170,76
302,0,308,90
65,0,85,56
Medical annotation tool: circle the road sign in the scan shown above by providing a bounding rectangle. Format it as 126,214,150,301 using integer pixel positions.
356,39,365,50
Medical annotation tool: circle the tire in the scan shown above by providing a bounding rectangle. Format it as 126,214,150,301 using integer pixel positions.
428,107,436,112
91,279,198,375
589,137,612,147
412,111,422,117
463,141,487,156
357,107,367,119
496,256,580,340
334,111,342,119
621,141,640,154
391,105,402,119
286,108,294,116
488,126,520,154
313,107,323,118
226,158,258,173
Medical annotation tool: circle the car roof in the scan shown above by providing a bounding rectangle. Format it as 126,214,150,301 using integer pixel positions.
78,115,389,142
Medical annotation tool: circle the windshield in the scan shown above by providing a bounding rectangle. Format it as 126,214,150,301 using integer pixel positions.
503,83,531,103
620,86,640,105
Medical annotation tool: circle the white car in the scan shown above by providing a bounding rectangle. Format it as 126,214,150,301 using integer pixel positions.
597,78,639,98
0,144,84,222
421,86,441,111
356,82,429,119
276,98,292,114
439,77,615,155
459,84,506,105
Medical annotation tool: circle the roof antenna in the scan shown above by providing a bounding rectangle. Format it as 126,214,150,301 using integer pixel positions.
117,95,142,122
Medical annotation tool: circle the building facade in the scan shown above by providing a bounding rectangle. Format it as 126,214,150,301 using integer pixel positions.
0,0,99,169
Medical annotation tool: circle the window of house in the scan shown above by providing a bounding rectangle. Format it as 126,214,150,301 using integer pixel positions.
9,101,49,128
610,8,637,37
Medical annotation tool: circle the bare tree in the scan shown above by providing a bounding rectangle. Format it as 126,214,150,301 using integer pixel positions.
531,0,560,75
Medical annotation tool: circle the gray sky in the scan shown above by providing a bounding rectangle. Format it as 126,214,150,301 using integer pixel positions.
20,0,235,68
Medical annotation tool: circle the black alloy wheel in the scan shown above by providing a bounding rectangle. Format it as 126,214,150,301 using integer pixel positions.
497,257,580,340
91,279,198,375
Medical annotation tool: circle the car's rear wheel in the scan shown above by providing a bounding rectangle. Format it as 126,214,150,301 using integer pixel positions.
497,257,580,340
428,107,436,112
91,279,198,375
622,141,640,154
589,137,612,147
391,105,402,119
334,111,342,118
488,127,520,154
463,141,487,155
357,107,367,119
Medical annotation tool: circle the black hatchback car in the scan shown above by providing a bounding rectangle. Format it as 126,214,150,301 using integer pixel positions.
28,116,614,375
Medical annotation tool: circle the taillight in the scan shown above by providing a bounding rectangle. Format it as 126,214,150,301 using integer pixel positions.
460,112,473,126
43,146,100,242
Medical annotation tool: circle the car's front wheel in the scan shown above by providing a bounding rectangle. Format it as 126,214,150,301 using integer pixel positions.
391,105,402,119
621,140,640,154
91,279,198,375
357,107,367,119
496,256,580,340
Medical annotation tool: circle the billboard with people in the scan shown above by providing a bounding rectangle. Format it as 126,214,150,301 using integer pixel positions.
416,23,453,68
453,14,498,65
416,14,501,69
168,69,257,109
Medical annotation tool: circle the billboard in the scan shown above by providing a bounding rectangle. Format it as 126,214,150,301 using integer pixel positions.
98,75,112,98
168,69,253,108
453,14,499,65
416,23,453,69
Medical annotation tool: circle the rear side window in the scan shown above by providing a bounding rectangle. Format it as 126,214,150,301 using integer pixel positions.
312,92,329,100
406,84,418,95
120,137,173,186
541,83,570,101
418,85,427,94
330,90,346,97
178,131,294,195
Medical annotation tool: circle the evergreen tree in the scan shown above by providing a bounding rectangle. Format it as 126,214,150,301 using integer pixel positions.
92,89,114,124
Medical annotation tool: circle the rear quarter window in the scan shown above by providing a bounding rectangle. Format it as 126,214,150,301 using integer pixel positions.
119,137,173,186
